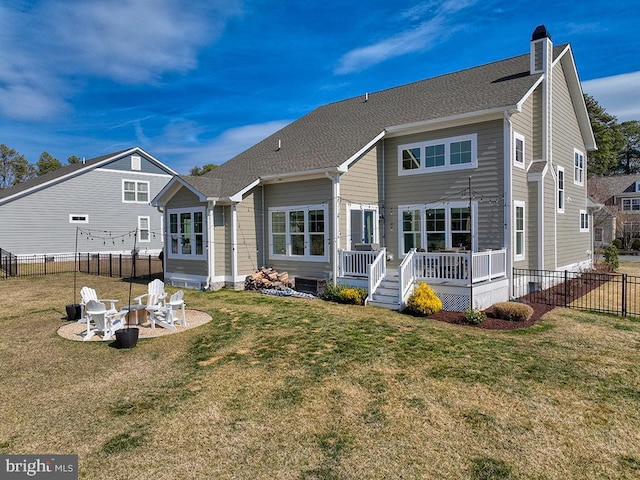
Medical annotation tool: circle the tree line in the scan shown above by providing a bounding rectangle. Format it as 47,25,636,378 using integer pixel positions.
0,147,83,189
1,94,637,190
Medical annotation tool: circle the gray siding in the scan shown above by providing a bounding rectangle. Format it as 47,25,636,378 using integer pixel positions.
0,168,170,255
214,206,228,276
552,63,590,268
236,190,263,275
99,153,172,176
383,120,505,259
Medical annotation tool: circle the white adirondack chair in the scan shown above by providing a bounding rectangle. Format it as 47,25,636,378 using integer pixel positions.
80,286,118,322
147,290,187,331
83,300,125,341
134,279,167,306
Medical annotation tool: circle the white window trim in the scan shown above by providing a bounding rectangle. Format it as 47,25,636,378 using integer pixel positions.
557,166,565,213
513,132,525,169
69,214,89,224
138,216,151,243
398,134,477,176
131,155,142,171
621,198,640,212
398,201,477,256
346,203,379,250
122,179,150,204
167,207,206,259
514,201,525,261
580,210,589,232
574,149,585,186
268,204,329,262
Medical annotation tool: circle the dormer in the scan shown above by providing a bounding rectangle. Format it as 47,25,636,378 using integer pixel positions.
530,25,552,74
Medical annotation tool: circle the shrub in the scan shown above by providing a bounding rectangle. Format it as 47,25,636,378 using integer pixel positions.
603,244,619,271
612,238,623,249
321,283,368,305
631,238,640,251
463,307,486,325
406,282,443,316
492,302,534,322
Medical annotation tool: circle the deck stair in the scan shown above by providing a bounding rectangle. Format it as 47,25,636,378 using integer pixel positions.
367,270,401,310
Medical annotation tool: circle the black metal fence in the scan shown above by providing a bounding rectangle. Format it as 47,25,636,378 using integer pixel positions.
0,252,163,281
513,268,640,317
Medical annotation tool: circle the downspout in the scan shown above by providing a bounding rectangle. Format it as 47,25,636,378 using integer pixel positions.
206,201,216,290
326,172,340,284
261,185,266,267
504,111,513,292
231,202,238,288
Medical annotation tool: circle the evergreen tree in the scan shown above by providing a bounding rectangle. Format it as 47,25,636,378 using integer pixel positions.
36,151,62,176
617,120,640,174
0,144,35,189
584,94,624,177
189,163,217,176
67,155,82,164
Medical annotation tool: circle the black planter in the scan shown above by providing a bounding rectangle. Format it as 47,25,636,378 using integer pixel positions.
115,328,139,349
65,304,82,321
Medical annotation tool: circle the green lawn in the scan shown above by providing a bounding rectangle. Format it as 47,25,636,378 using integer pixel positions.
0,272,639,479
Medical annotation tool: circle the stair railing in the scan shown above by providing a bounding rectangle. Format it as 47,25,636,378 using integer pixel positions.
398,248,417,310
366,248,387,305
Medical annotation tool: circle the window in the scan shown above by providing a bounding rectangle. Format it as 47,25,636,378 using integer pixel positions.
269,205,327,260
557,166,565,212
399,202,474,254
514,132,525,167
69,214,88,224
622,198,640,211
580,210,589,232
167,208,205,258
574,149,585,185
514,201,525,260
594,227,603,242
138,216,150,242
398,134,477,175
131,155,141,171
123,180,149,203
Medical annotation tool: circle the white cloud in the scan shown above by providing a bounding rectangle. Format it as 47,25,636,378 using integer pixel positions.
0,1,241,121
153,120,292,174
582,71,640,122
335,0,474,74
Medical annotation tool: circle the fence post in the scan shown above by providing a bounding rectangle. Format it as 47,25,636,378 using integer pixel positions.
622,273,627,317
119,254,122,277
563,270,568,308
148,255,151,280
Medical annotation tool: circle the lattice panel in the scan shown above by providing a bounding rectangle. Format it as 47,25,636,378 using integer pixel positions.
438,292,470,312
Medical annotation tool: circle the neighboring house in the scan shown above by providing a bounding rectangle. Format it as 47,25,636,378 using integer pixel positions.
153,26,596,311
588,174,640,249
0,147,176,257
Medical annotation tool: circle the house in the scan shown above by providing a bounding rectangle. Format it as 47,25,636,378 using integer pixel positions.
153,26,596,311
0,147,176,257
588,174,640,249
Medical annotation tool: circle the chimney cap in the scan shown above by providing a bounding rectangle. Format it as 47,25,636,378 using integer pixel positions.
531,25,551,41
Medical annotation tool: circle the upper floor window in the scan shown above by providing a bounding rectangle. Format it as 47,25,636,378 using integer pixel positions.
557,166,565,213
123,180,149,203
269,205,328,261
574,149,585,186
168,208,205,258
398,134,477,175
622,198,640,212
514,132,525,168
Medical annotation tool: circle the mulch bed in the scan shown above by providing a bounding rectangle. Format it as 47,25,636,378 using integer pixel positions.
427,301,554,330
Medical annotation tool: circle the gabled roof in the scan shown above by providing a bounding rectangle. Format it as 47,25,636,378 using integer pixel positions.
161,42,591,203
0,147,177,205
589,174,640,203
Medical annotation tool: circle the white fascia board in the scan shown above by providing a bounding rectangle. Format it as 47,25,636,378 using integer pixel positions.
338,130,386,171
133,147,180,176
555,46,597,151
516,76,544,111
0,147,142,206
385,107,512,137
151,176,215,206
229,178,261,202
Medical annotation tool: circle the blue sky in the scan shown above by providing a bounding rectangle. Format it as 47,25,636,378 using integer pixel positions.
1,0,639,174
